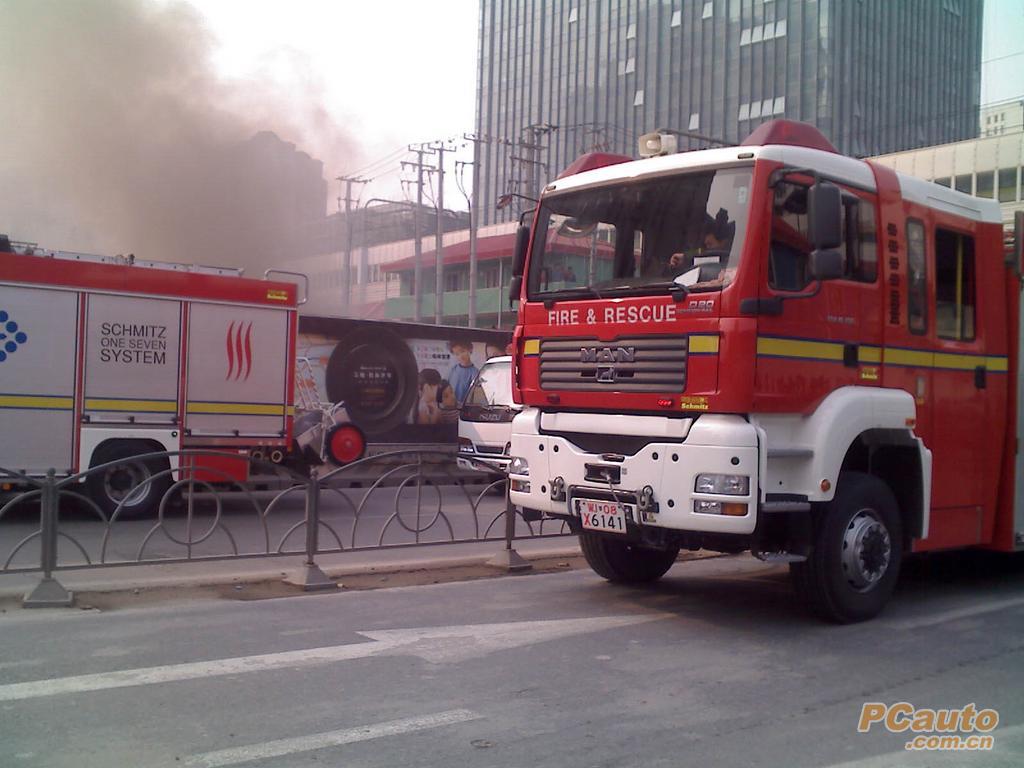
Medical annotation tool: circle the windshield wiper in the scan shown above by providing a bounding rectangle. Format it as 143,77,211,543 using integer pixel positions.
597,281,690,301
539,285,603,307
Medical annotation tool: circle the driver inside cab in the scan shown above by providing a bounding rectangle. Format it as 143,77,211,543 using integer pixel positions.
664,208,736,286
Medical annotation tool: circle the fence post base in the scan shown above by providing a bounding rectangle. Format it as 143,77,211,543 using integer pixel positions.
284,563,337,591
23,576,74,608
487,547,533,572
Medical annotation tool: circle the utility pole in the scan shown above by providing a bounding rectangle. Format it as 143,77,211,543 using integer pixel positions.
426,142,451,325
401,148,434,323
335,175,369,314
511,123,554,217
459,133,494,329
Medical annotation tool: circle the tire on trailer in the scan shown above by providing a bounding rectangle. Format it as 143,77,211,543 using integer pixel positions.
791,471,903,623
324,423,367,466
579,532,680,583
86,440,171,519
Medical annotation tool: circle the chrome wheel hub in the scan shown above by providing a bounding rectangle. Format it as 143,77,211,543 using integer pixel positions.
841,508,891,592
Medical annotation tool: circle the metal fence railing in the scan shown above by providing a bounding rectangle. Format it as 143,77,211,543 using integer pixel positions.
0,449,570,606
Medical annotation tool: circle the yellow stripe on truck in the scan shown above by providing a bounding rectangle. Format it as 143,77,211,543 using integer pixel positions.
0,394,74,411
187,402,291,416
688,335,720,354
84,398,177,413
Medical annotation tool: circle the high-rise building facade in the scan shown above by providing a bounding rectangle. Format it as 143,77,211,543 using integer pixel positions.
475,0,983,224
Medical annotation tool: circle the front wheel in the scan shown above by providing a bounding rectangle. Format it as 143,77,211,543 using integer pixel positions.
580,532,680,584
791,472,903,623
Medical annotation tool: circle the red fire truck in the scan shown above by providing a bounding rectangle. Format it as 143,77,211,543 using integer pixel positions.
0,237,300,516
507,120,1024,622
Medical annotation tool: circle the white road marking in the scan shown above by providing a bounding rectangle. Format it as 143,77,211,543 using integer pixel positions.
184,709,481,767
0,614,664,702
823,723,1024,767
884,596,1024,631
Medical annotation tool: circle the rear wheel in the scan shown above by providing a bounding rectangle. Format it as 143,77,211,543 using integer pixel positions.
86,440,171,519
580,532,680,583
791,471,903,623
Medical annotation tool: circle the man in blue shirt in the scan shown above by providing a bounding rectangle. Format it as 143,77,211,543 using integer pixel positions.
447,340,479,404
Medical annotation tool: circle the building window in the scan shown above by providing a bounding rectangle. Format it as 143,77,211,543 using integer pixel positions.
702,2,713,20
634,89,645,106
738,103,750,121
935,229,976,341
975,171,994,199
750,101,762,118
907,220,927,335
626,22,636,39
688,113,700,130
752,24,764,43
998,168,1017,202
740,28,751,45
625,56,635,74
774,18,787,37
954,174,972,194
773,96,786,115
934,177,951,188
671,9,682,28
568,7,578,23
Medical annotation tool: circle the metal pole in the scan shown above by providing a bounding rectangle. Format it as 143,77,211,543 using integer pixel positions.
434,145,445,325
23,468,74,607
468,147,480,328
486,481,532,572
414,149,425,322
344,179,353,313
285,469,335,590
497,258,503,328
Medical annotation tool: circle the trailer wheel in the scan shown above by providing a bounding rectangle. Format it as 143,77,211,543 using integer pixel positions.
791,472,903,623
580,532,680,583
324,423,366,466
86,441,171,520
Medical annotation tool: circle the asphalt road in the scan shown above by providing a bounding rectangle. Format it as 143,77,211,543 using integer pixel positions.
0,478,566,571
2,551,1023,767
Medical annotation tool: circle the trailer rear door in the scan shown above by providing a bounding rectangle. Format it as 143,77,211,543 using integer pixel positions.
185,303,290,439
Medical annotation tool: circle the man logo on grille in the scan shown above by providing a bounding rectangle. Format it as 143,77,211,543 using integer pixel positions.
0,310,28,363
580,346,635,363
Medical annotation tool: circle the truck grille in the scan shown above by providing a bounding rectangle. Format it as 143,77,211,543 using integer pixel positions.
539,336,687,392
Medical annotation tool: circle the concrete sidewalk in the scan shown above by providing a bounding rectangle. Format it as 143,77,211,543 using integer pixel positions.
0,536,583,603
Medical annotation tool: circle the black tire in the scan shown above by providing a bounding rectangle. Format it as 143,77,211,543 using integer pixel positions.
791,471,903,623
580,532,680,583
86,440,171,519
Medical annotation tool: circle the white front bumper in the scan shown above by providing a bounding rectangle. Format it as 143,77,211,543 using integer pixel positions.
508,409,759,535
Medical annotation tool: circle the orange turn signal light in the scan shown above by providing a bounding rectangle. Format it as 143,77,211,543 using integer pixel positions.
722,503,746,516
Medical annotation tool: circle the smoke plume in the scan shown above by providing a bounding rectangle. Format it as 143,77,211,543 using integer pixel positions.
0,0,353,270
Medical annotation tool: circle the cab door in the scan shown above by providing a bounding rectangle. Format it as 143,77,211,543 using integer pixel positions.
918,224,991,547
753,181,882,413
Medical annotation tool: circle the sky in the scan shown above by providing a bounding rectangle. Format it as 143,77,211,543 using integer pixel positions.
185,0,1023,206
181,0,480,210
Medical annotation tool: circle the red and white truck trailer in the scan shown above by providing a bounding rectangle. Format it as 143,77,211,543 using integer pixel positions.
0,236,300,516
507,120,1024,622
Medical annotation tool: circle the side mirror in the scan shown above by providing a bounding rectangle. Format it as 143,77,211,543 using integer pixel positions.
807,181,842,250
512,224,530,277
809,249,843,281
508,274,523,305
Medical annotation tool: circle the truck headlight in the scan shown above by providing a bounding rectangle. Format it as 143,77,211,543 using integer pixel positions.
458,438,474,453
695,473,749,495
509,456,529,476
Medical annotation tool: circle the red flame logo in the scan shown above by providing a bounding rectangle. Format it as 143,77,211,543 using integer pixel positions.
225,321,254,381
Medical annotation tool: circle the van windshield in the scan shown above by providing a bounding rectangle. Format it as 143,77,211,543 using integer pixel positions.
465,361,512,407
527,167,752,300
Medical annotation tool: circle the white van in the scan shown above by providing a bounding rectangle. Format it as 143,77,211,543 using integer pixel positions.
457,356,520,474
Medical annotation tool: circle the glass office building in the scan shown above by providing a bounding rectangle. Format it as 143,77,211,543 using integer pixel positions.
475,0,983,224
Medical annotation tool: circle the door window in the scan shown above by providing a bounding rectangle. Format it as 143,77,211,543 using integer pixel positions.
934,229,976,341
906,219,927,335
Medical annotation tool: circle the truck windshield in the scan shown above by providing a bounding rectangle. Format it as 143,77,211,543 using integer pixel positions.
465,360,512,407
527,167,752,300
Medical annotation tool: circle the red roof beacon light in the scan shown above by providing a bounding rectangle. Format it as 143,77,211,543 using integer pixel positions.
741,119,839,154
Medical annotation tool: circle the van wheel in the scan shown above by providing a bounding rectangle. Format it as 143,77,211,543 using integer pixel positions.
791,472,902,623
580,532,680,583
86,441,171,520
